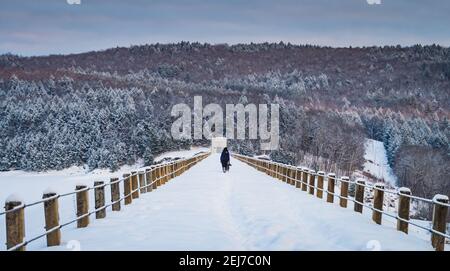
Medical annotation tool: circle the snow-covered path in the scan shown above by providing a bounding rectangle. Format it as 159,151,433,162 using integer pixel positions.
42,154,432,251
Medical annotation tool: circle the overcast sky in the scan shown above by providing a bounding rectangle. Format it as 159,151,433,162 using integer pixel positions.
1,0,449,56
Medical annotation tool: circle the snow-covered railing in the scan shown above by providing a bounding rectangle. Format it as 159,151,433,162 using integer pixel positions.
232,153,449,251
1,152,210,251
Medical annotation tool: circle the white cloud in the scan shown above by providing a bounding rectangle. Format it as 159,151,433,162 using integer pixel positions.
67,0,81,5
367,0,382,5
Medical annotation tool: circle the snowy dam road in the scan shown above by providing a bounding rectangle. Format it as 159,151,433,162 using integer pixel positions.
43,154,432,251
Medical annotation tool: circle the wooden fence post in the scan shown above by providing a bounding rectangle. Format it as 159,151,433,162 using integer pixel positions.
171,163,176,179
317,171,325,199
354,179,365,213
282,166,287,182
123,173,132,205
295,167,302,188
145,168,153,193
339,176,349,208
131,172,139,199
173,163,178,177
163,165,168,184
5,198,25,251
397,187,411,234
94,181,106,219
276,164,282,180
287,166,292,184
285,166,290,184
273,164,277,180
279,164,284,181
43,191,61,247
156,166,162,187
431,195,449,251
372,183,385,224
308,170,316,195
110,178,121,211
76,185,89,228
166,164,171,181
160,166,165,185
290,167,296,186
285,166,289,183
280,165,284,181
164,165,169,183
327,173,336,203
139,171,146,194
163,166,170,184
301,169,308,191
152,167,158,189
286,166,292,184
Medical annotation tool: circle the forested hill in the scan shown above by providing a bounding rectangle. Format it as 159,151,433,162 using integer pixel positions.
0,42,449,198
1,43,449,116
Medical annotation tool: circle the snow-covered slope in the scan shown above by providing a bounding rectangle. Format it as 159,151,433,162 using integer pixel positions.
34,154,431,251
154,147,209,162
0,148,209,204
364,139,398,186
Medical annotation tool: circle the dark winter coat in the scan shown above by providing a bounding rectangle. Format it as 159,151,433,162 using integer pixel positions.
220,149,230,165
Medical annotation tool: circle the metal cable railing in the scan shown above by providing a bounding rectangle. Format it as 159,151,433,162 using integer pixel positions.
1,152,209,251
233,153,449,251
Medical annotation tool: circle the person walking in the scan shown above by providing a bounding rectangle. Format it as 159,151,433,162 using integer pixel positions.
220,147,230,173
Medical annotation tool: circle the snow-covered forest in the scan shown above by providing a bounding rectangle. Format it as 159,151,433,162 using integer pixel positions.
0,42,448,199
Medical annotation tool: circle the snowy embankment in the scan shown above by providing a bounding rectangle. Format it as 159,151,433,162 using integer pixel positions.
34,154,432,251
363,139,397,186
0,147,209,204
0,147,208,250
154,147,209,162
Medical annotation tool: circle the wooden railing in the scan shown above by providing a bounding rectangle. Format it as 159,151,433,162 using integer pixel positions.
1,152,209,251
233,153,449,251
